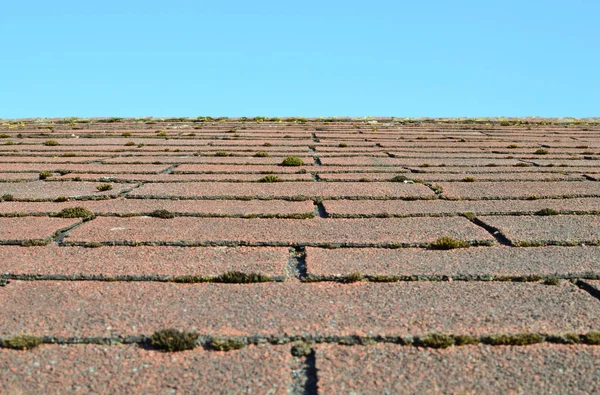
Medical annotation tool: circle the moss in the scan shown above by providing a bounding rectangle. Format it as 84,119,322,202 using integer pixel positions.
547,333,580,344
534,148,549,155
291,342,313,357
96,184,113,191
428,237,470,250
338,143,348,148
526,194,538,200
53,207,94,218
419,163,430,167
341,272,363,283
43,140,59,146
507,144,519,148
263,142,272,147
168,275,209,283
500,120,511,126
281,156,304,166
84,242,103,248
257,175,281,183
150,209,175,219
122,132,132,137
583,330,600,345
4,141,14,145
481,333,544,346
210,337,245,351
463,212,476,221
214,151,229,157
22,239,49,247
56,169,71,176
156,131,167,137
150,329,198,352
124,141,136,146
0,133,9,138
54,196,69,202
61,152,76,157
535,208,559,216
416,333,455,349
1,194,14,202
514,162,530,167
453,334,479,346
254,151,269,157
462,177,476,182
39,171,52,180
390,175,411,182
1,334,43,350
430,184,443,194
214,271,271,283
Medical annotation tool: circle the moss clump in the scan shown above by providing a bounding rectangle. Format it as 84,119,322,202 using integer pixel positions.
84,242,103,248
1,334,43,350
150,329,198,352
547,333,580,344
281,156,304,166
254,151,269,157
1,194,14,202
125,141,136,146
583,331,600,345
0,133,9,138
453,334,479,346
416,333,455,349
263,142,272,147
338,143,348,148
122,132,132,137
22,240,49,247
39,171,52,180
210,337,245,351
463,212,476,221
390,175,411,182
150,209,175,219
257,175,281,183
54,207,94,218
535,208,559,216
55,169,71,176
96,184,112,191
214,151,229,157
341,272,363,283
61,152,76,157
43,140,59,146
156,131,167,137
534,148,549,155
481,333,544,346
514,162,530,167
507,144,519,148
462,177,476,182
54,196,69,202
291,342,313,357
214,271,271,283
428,237,470,250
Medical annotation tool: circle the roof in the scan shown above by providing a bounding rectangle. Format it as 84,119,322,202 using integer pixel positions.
1,117,599,393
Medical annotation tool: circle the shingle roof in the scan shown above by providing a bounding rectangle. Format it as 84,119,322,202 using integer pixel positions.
1,117,600,393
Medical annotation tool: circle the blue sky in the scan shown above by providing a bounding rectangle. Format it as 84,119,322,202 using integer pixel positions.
1,0,598,118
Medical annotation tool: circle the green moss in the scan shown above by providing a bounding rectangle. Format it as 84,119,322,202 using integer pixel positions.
481,333,544,346
535,208,559,216
462,177,476,182
39,171,52,180
150,329,198,352
453,334,479,346
534,148,549,155
430,184,443,194
547,333,580,344
257,175,281,183
54,196,68,202
263,142,272,147
416,333,455,349
61,152,76,157
53,207,94,218
56,169,71,176
281,156,304,166
122,132,132,137
0,134,9,138
43,140,59,146
214,271,271,283
507,144,519,148
500,120,511,126
291,342,313,357
1,194,14,202
341,272,363,283
254,151,269,157
214,151,229,157
210,337,245,351
84,242,103,248
125,141,136,146
22,239,49,247
96,183,113,191
1,334,43,350
428,237,470,250
583,330,600,345
150,209,175,219
338,143,348,147
463,212,476,221
390,175,411,182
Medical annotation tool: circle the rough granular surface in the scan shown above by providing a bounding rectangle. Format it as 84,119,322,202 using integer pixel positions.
1,117,599,393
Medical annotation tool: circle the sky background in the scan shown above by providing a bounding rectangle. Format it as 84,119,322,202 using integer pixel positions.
1,0,599,118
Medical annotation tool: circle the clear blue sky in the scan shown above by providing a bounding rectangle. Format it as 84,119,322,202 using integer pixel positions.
1,0,598,118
